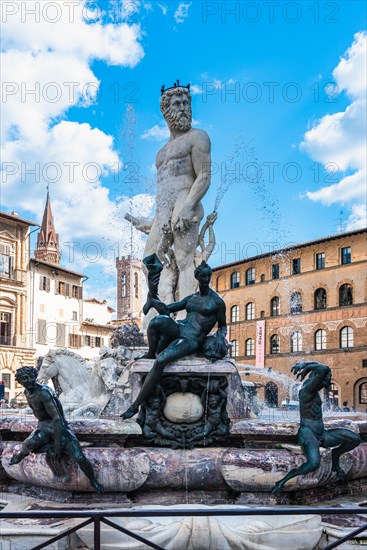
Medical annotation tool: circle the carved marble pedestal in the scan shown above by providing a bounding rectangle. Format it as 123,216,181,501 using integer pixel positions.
129,356,249,447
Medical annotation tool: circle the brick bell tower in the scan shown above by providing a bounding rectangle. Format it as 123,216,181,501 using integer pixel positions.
116,255,142,323
34,188,61,265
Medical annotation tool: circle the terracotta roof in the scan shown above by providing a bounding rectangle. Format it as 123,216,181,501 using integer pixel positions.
81,320,115,330
212,228,367,272
84,298,116,313
0,211,39,227
30,258,87,279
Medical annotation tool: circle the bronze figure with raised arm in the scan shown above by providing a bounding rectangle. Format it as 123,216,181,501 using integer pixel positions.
272,361,361,495
121,259,228,420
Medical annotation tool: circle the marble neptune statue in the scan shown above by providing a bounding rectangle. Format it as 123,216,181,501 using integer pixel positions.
126,80,215,305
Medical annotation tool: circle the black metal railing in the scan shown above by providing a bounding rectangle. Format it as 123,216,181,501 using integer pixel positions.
1,506,366,550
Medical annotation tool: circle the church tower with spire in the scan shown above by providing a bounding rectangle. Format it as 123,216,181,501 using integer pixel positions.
34,188,61,265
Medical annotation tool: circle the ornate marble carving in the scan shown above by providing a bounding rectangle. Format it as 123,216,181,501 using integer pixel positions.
136,375,230,448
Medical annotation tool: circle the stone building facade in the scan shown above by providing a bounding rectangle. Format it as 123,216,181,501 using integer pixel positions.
80,299,115,359
29,258,85,356
29,260,115,360
0,197,116,401
30,193,115,361
0,211,38,402
116,255,142,325
213,229,367,411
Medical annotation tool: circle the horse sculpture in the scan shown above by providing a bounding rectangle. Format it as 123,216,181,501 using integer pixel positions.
37,347,133,418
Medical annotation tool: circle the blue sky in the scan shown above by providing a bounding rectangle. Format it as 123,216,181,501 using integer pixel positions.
1,0,366,309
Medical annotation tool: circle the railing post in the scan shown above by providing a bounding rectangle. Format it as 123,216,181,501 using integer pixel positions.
94,515,101,550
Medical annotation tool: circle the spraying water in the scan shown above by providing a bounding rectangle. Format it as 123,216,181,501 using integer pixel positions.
213,130,292,248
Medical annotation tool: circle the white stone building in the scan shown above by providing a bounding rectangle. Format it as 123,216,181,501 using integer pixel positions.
29,258,85,356
80,299,115,359
29,192,115,361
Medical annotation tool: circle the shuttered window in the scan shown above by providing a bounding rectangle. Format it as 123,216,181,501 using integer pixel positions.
95,337,104,348
69,334,81,348
37,319,47,344
39,276,51,292
56,323,66,347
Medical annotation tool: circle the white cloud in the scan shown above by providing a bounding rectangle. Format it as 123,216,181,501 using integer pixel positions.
346,204,367,230
174,2,192,23
333,32,366,98
157,4,168,15
301,31,367,228
141,118,200,142
190,78,235,95
54,191,154,307
84,283,117,312
0,0,148,300
190,84,203,95
141,123,170,141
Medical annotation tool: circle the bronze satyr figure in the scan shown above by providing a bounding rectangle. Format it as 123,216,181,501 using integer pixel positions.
272,361,361,495
121,258,228,420
10,366,103,493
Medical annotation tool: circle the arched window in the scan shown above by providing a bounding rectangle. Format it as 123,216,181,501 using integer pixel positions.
246,302,255,320
230,339,238,358
315,329,326,350
246,268,255,285
270,334,280,354
359,382,367,405
340,326,354,348
230,272,240,289
230,305,239,323
270,297,280,317
134,272,139,298
216,275,223,291
260,274,265,282
121,272,126,297
314,288,327,310
290,292,302,314
245,338,255,356
291,331,302,352
339,284,353,306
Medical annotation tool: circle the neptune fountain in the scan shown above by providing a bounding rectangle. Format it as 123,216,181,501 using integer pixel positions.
1,82,367,550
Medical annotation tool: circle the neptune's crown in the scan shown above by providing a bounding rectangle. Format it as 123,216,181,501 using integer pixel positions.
161,80,191,96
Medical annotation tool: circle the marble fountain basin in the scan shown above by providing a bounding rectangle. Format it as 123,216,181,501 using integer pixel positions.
1,417,366,497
